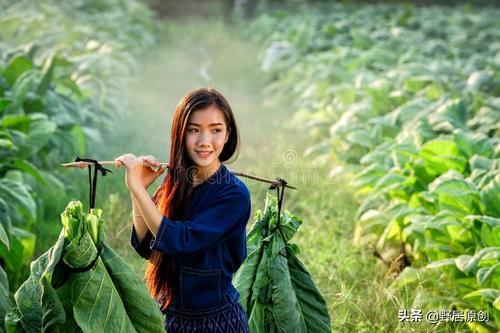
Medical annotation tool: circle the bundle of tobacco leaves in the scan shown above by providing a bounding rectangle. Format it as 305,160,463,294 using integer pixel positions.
5,201,165,333
234,193,331,332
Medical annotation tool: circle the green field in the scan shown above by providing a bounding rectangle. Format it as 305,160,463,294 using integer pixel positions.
1,1,498,332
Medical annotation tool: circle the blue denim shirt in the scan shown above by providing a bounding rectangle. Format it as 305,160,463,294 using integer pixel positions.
131,164,251,315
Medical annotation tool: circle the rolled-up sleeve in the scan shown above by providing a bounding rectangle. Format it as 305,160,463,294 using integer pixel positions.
131,225,153,259
150,188,250,255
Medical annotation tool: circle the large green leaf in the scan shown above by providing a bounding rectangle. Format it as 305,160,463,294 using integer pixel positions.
404,75,434,93
12,70,39,108
427,99,467,133
24,113,57,155
0,98,12,113
391,142,419,169
100,245,165,333
480,174,500,218
10,159,45,185
248,300,267,333
373,170,411,199
36,55,56,96
70,258,137,332
389,98,431,127
429,171,482,216
269,253,306,332
467,215,500,248
463,288,500,308
2,56,33,87
468,103,500,136
0,227,36,287
420,138,467,176
353,164,388,189
468,156,498,189
6,231,65,332
455,248,500,275
477,263,500,287
0,179,37,221
0,115,32,130
286,246,331,333
453,129,494,160
70,124,86,156
234,246,263,313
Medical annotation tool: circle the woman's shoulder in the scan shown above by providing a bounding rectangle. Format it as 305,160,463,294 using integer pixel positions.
220,165,250,200
202,164,250,202
228,169,251,202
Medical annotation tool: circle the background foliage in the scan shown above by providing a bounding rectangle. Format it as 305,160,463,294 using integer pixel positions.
245,2,499,331
0,2,156,328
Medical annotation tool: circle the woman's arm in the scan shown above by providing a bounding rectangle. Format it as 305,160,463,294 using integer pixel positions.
130,192,155,259
114,153,166,236
131,192,149,243
130,185,163,236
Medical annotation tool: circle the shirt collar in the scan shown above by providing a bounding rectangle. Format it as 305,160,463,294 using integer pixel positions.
192,163,227,192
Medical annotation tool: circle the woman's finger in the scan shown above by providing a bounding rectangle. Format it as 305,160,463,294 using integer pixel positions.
115,153,140,168
115,154,127,166
138,155,160,172
143,155,160,167
158,164,168,174
114,155,125,167
115,155,133,168
123,153,138,162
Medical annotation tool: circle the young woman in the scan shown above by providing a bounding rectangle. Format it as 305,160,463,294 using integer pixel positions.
115,88,251,332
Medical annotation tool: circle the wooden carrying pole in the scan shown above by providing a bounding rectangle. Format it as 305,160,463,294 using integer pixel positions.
61,161,297,190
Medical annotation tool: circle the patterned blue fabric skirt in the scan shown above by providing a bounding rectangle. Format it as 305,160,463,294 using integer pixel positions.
164,301,249,333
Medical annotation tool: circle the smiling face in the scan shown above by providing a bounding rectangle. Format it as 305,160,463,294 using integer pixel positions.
185,105,230,181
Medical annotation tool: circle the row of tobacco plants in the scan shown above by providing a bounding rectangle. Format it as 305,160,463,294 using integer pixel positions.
246,3,499,332
0,0,156,330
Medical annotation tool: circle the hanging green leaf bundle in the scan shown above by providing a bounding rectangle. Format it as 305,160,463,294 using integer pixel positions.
233,193,331,333
4,201,165,333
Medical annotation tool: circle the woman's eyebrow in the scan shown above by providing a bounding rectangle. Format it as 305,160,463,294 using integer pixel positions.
187,122,223,127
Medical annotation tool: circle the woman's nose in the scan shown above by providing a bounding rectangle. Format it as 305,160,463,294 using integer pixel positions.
197,132,211,146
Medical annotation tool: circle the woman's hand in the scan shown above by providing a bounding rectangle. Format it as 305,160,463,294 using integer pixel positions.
114,154,167,191
138,155,168,189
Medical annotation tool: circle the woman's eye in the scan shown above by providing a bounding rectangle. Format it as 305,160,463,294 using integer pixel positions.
188,128,221,133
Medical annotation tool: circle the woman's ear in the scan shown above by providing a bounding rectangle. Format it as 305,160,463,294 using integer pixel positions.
225,127,231,143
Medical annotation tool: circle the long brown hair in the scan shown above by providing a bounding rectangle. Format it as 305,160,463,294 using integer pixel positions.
146,87,240,310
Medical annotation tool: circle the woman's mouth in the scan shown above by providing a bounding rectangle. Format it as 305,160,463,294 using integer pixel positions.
196,151,213,158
